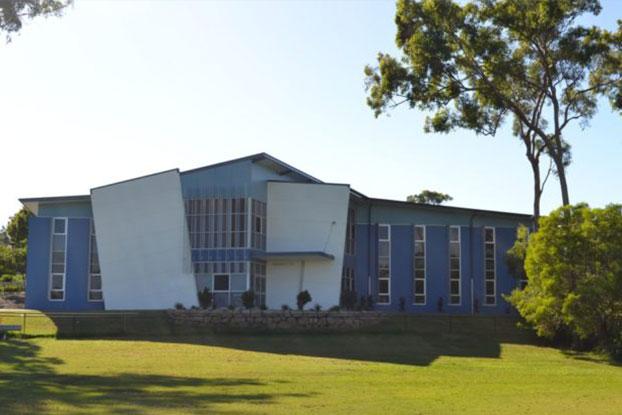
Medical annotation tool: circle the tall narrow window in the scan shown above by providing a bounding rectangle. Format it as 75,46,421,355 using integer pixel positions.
251,262,266,307
377,224,391,304
413,225,426,305
341,266,354,293
88,220,103,302
484,227,496,305
49,218,67,301
449,226,461,305
251,200,267,250
345,208,356,255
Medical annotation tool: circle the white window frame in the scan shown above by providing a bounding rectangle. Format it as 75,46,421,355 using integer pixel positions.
413,225,426,305
377,224,391,305
484,226,497,306
449,226,461,306
87,219,103,302
49,217,68,302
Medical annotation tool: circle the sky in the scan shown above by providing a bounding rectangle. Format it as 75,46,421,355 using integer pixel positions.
0,0,621,225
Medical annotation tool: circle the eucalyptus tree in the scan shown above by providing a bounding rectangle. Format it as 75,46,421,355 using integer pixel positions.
0,0,71,41
365,0,622,218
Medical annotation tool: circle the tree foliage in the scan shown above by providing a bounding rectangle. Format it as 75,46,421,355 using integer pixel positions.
508,204,622,356
5,207,29,248
0,208,29,276
0,0,71,41
406,190,453,205
365,0,622,213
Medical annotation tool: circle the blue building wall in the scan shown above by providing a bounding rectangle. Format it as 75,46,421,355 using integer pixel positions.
25,216,104,311
350,197,529,315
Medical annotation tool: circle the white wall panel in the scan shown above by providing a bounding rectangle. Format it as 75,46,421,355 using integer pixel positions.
91,170,198,310
266,182,349,309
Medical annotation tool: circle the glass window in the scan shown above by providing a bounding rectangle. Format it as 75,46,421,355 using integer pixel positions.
88,220,103,302
213,274,229,291
49,218,67,301
484,227,496,305
449,226,461,305
377,224,391,304
53,218,66,234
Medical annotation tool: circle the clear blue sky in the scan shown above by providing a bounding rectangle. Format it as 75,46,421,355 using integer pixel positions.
1,0,620,225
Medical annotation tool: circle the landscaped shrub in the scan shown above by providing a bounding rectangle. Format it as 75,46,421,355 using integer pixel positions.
399,297,406,312
328,305,341,312
260,304,268,311
340,288,357,310
357,295,374,311
296,290,312,311
241,290,255,310
313,303,322,312
507,204,622,358
174,302,185,310
197,287,213,309
281,304,291,311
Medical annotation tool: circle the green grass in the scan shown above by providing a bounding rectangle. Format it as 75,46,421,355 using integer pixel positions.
1,315,621,414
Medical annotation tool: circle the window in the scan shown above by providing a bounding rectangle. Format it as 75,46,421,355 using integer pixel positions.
341,266,354,293
251,262,266,306
88,220,103,302
251,200,267,250
49,218,67,301
449,226,461,305
213,274,230,291
345,208,356,255
185,198,248,249
193,261,249,307
484,227,496,305
377,224,390,304
413,225,426,305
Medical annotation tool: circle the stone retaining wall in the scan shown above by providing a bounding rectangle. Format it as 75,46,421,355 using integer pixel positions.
167,309,387,332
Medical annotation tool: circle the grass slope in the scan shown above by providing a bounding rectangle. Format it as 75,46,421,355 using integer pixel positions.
1,331,621,414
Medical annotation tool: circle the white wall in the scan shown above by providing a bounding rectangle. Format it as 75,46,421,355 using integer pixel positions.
266,182,349,309
91,170,198,310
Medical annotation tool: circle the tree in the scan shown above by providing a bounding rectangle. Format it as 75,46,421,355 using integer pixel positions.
0,0,71,41
507,204,622,357
365,0,622,218
407,190,453,205
5,208,29,249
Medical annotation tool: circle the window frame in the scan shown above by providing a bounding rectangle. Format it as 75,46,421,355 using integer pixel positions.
87,219,103,302
484,226,497,306
448,226,461,306
413,225,426,305
377,224,391,305
213,273,230,292
48,217,67,302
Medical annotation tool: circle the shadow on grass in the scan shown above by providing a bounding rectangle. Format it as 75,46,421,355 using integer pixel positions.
561,349,622,367
0,339,312,414
118,317,540,367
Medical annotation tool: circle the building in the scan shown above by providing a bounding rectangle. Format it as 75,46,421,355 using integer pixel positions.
20,153,531,314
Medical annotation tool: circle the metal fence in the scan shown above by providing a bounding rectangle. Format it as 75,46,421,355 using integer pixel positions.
0,310,172,337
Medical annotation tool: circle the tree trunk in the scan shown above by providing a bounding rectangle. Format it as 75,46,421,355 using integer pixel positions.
552,154,570,206
531,161,542,229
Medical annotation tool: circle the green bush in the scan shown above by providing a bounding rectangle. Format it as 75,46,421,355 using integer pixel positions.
241,290,255,310
296,290,312,310
197,287,213,309
507,204,622,357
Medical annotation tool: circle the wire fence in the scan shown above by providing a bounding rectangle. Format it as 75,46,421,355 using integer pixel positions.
0,310,172,338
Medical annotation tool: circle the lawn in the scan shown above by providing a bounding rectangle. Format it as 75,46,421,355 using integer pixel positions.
1,318,622,415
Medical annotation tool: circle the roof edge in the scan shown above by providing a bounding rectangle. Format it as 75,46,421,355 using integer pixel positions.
366,197,532,219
